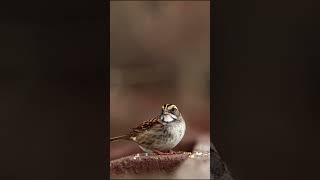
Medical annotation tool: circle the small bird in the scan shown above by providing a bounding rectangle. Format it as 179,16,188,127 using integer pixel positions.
110,104,186,155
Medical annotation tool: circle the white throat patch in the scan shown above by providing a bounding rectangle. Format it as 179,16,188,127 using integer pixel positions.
163,114,177,122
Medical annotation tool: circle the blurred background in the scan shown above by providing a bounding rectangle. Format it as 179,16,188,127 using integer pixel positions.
110,1,210,158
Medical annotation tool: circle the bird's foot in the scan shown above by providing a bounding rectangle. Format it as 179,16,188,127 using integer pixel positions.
153,149,177,155
169,150,186,154
152,149,185,155
169,150,178,154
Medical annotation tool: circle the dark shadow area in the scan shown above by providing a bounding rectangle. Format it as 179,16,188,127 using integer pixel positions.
0,1,107,179
213,0,320,180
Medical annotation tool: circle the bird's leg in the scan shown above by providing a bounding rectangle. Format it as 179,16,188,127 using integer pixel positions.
169,150,186,154
152,149,167,155
153,149,173,155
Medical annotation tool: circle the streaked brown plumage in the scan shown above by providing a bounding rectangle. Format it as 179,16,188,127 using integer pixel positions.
110,104,186,153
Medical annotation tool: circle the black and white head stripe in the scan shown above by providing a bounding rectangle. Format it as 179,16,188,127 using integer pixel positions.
162,104,178,110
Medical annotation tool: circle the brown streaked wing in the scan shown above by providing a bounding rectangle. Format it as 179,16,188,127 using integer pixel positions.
129,114,163,135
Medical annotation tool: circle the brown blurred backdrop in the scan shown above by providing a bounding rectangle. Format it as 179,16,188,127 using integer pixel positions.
110,1,210,154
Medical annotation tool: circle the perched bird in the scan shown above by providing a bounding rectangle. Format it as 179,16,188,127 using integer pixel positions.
110,104,186,154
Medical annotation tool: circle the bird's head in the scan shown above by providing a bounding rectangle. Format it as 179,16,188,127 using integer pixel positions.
161,104,181,122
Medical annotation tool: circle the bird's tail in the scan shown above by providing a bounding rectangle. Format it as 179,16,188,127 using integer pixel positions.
110,134,130,142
